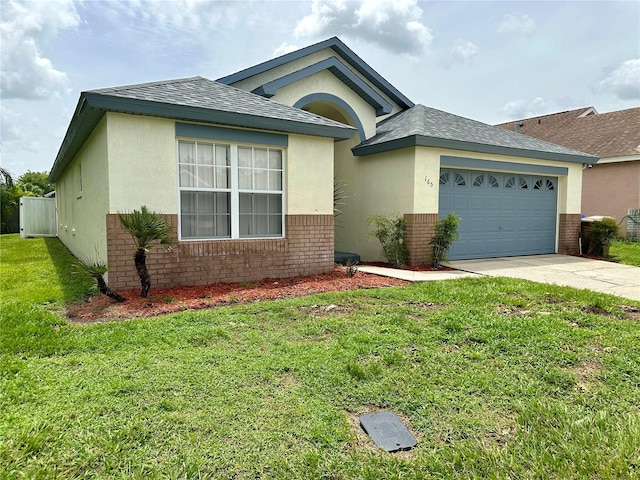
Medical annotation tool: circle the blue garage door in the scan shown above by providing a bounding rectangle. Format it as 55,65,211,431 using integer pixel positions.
438,169,558,260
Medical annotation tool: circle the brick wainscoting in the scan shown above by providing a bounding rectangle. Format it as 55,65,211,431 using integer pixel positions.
106,214,334,289
558,213,581,255
404,213,439,266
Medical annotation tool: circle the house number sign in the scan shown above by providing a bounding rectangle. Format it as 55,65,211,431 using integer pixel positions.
424,177,434,187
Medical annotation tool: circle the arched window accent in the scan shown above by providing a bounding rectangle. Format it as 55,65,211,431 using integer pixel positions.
488,175,499,188
473,174,485,187
546,179,555,190
439,172,450,185
519,177,529,189
455,173,466,186
534,179,543,190
505,177,515,189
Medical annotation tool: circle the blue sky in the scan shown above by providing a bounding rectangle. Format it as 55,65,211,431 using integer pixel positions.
1,0,639,177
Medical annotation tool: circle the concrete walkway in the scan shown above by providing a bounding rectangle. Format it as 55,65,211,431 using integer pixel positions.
448,254,640,301
357,265,479,282
357,255,640,301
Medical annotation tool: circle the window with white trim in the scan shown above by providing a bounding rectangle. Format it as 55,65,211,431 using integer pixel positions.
178,140,284,240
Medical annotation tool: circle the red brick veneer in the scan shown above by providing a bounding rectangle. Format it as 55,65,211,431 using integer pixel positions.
404,213,439,266
106,214,334,289
558,213,581,255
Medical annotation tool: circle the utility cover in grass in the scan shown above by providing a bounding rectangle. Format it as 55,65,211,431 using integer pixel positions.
359,411,417,452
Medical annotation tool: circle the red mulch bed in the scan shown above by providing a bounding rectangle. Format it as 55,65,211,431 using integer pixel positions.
68,269,411,322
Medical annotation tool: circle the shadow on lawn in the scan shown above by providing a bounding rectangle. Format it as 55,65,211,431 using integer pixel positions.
43,237,94,303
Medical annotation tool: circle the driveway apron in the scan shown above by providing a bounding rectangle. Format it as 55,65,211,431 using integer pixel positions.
448,254,640,301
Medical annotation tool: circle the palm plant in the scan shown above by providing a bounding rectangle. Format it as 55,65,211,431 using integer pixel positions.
75,257,126,302
118,206,175,298
0,167,14,187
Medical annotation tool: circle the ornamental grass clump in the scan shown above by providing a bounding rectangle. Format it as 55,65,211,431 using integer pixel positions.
119,205,175,298
367,214,409,267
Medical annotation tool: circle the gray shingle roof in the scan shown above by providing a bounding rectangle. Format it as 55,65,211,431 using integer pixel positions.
353,105,597,163
88,76,354,131
496,106,640,158
50,76,355,182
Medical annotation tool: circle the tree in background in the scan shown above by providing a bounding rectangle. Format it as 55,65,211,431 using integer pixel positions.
1,168,18,233
17,171,54,197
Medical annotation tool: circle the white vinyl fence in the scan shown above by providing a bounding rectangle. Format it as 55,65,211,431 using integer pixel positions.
20,197,57,238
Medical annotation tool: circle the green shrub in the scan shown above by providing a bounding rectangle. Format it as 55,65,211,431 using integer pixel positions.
366,214,409,267
430,213,460,268
587,218,619,257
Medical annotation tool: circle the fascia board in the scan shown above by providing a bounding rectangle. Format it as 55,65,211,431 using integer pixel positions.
352,135,599,164
83,93,354,139
49,96,104,183
218,37,414,110
252,57,393,116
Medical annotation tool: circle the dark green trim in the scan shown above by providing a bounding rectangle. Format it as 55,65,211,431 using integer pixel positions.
50,90,355,183
352,134,596,164
441,155,568,176
84,93,354,140
253,58,393,116
294,93,364,142
176,123,288,147
217,37,414,110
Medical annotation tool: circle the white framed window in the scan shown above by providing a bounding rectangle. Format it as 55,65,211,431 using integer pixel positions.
178,140,284,240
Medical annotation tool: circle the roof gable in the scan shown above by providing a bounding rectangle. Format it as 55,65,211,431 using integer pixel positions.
251,57,393,116
353,105,597,163
217,37,414,110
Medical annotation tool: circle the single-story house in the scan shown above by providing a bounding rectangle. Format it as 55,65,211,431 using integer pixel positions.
50,37,596,289
496,106,640,236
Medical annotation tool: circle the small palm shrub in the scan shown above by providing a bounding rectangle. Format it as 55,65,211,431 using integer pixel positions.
75,258,126,302
367,214,409,267
119,206,175,298
431,213,460,269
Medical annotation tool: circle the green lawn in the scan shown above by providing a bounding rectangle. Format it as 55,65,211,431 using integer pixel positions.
610,239,640,267
1,234,639,479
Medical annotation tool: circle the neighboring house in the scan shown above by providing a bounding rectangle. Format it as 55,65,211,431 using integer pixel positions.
497,107,640,235
50,37,596,289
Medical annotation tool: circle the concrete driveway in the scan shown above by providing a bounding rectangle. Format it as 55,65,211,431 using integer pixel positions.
448,254,640,301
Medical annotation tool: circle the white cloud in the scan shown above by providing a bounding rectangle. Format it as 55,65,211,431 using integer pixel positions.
497,13,536,36
273,42,301,57
294,0,432,56
596,58,640,100
0,0,80,99
450,39,478,64
502,97,550,120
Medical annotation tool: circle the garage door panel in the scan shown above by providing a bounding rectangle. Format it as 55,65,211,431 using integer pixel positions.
439,168,557,260
485,195,501,211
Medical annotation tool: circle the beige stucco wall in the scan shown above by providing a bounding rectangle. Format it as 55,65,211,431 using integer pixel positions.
56,116,110,262
582,160,640,235
335,144,416,260
286,133,334,215
336,145,585,260
106,113,178,214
